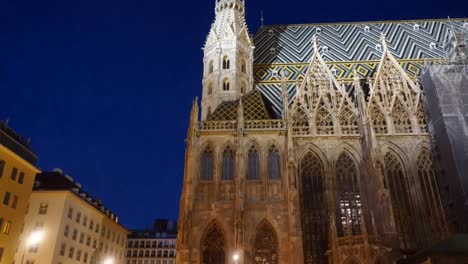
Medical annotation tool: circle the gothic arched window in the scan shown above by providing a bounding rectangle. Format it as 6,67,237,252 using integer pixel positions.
417,149,445,242
208,60,214,74
299,152,328,264
208,83,213,95
221,146,234,180
335,152,362,236
253,222,278,264
223,79,230,91
384,151,417,250
392,100,413,134
316,103,334,135
223,56,230,70
201,146,214,181
201,224,225,264
268,146,281,180
247,145,260,180
339,106,359,135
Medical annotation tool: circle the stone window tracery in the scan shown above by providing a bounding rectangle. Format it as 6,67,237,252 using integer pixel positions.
247,145,260,180
316,103,334,135
339,106,359,135
201,224,225,264
253,222,278,264
222,146,234,180
201,147,214,181
335,152,362,236
268,146,281,180
417,149,444,242
416,104,428,133
384,151,417,250
292,104,309,135
369,104,388,134
392,100,413,134
299,152,328,264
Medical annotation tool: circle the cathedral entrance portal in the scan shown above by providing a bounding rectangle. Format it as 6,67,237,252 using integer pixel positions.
201,224,225,264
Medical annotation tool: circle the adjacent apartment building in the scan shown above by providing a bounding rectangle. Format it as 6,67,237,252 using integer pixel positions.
125,219,177,264
0,120,40,263
15,170,128,264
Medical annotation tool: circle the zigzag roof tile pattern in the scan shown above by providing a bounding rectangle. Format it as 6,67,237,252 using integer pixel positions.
252,18,468,116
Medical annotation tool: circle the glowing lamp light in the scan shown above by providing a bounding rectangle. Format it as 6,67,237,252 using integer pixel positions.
103,257,114,264
27,230,45,247
233,254,239,261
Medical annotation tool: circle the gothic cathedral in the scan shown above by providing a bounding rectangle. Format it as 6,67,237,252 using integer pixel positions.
177,1,465,263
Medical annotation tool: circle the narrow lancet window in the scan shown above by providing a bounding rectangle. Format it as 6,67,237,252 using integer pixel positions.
268,146,281,180
222,146,234,180
247,145,260,180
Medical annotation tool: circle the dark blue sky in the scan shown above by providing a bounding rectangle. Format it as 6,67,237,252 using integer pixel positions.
1,0,466,229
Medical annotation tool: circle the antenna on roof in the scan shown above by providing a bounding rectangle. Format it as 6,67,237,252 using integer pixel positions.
260,10,264,27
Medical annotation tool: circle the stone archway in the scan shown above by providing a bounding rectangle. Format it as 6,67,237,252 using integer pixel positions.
253,221,278,264
201,223,225,264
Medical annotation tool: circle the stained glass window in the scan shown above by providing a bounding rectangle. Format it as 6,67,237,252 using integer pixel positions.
247,145,260,180
253,222,278,264
201,224,225,264
201,147,214,181
222,146,234,180
268,146,281,180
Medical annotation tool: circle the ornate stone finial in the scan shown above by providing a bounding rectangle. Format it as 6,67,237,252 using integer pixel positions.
380,33,388,51
312,35,319,52
216,0,245,14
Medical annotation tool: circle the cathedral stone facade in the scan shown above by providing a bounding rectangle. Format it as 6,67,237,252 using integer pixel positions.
177,1,467,263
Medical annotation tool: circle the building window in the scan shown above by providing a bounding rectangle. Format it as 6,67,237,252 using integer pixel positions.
68,247,75,258
25,260,35,264
335,152,362,236
11,168,18,181
299,152,328,264
95,224,100,233
3,192,11,206
89,220,94,230
12,195,18,209
68,207,73,219
222,56,230,69
268,146,281,180
38,203,48,214
0,160,5,178
223,79,230,91
0,247,4,261
201,224,225,264
201,146,214,181
208,83,213,95
76,212,81,223
64,225,69,237
59,243,66,256
93,239,97,249
253,222,278,264
86,235,91,246
83,252,88,263
72,229,78,240
221,146,234,181
18,172,25,184
79,232,84,243
247,145,260,180
208,60,214,74
2,221,11,234
83,216,87,226
76,250,82,261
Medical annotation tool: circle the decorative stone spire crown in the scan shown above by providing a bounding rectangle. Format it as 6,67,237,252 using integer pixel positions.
200,0,254,120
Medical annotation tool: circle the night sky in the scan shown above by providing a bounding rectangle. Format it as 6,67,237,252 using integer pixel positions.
1,0,466,229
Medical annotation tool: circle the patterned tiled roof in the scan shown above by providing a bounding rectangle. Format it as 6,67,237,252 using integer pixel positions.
208,90,275,121
253,18,468,115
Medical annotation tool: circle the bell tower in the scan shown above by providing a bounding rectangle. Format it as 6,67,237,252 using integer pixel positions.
201,0,254,120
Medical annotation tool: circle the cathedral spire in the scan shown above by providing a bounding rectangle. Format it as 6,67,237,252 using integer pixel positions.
201,0,254,120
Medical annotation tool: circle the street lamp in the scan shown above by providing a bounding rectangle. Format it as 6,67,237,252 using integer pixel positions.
21,230,45,264
233,253,239,264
